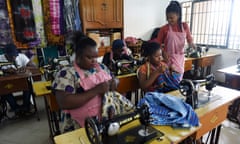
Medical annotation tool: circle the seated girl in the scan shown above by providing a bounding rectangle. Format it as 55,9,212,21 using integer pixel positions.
137,42,181,93
52,32,120,130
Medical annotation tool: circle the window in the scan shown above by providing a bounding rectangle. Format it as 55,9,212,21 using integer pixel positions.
182,0,240,49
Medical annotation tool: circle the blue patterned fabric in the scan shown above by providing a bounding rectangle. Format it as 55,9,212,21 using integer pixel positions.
138,92,199,127
155,70,181,93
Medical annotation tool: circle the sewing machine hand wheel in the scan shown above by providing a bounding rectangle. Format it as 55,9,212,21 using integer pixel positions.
85,117,102,144
179,79,194,97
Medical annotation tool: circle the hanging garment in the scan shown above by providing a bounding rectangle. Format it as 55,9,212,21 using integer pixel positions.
0,0,12,45
63,0,81,32
49,0,61,35
138,92,199,127
31,0,47,47
9,0,37,43
66,62,112,127
6,0,28,48
166,25,186,76
42,0,64,45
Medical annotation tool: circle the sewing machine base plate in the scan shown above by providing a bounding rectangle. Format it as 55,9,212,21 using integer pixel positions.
104,125,163,144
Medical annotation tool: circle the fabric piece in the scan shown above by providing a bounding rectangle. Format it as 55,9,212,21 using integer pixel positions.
42,0,64,45
102,91,134,120
49,0,61,35
0,0,12,45
31,0,47,47
63,0,81,32
6,0,28,48
138,92,199,127
9,0,37,43
137,62,181,92
61,113,80,132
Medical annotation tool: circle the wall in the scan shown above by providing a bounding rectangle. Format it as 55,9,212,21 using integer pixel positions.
210,48,240,82
124,0,240,83
124,0,169,40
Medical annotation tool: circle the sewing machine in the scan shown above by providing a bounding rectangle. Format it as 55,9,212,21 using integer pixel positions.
115,59,142,75
84,105,162,144
0,62,17,76
179,74,217,109
42,56,70,81
185,46,209,58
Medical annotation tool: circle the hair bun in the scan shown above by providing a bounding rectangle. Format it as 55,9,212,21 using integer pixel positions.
170,1,181,7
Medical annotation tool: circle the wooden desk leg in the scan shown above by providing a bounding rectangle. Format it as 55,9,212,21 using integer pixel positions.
215,124,222,144
44,96,54,140
28,78,40,121
210,128,216,144
206,66,211,76
44,96,61,142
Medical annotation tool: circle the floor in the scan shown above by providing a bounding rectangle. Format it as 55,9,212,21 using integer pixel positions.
0,96,240,144
0,97,50,144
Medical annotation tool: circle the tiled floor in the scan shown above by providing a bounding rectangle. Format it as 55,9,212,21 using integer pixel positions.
0,96,240,144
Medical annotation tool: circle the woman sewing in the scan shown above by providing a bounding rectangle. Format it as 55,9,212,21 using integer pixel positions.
52,32,119,130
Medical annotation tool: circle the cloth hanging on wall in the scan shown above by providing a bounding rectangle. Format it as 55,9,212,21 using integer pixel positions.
6,0,29,48
49,0,62,35
42,0,64,45
0,0,12,46
63,0,81,32
31,0,47,48
9,0,37,43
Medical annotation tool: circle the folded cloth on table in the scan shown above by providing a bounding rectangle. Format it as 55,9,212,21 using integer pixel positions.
138,92,199,127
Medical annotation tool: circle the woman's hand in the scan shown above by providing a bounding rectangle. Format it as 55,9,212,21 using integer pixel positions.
17,67,26,73
155,63,167,74
94,81,110,94
109,78,119,91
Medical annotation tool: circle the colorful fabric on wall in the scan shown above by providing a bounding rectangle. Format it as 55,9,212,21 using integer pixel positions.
31,0,47,48
49,0,61,35
42,0,64,45
9,0,37,43
63,0,81,32
0,0,12,45
6,0,29,48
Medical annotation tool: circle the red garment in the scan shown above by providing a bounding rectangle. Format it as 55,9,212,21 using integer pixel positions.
67,62,112,127
156,23,193,49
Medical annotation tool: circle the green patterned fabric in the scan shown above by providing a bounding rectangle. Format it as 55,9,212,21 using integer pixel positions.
31,0,47,47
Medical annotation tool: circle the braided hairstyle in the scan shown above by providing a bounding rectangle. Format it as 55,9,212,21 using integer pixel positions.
141,41,161,57
166,1,182,31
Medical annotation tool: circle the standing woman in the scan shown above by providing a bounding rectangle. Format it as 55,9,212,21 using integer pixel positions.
156,1,195,79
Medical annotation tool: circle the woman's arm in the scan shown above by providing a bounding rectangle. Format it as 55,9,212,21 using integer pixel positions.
138,65,166,91
55,81,110,109
184,23,196,49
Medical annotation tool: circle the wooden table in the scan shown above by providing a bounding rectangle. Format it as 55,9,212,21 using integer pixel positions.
54,86,240,144
217,65,240,90
0,68,42,119
184,53,221,79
